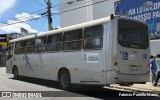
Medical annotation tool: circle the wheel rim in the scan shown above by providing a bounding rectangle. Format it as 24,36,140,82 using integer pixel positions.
61,74,69,88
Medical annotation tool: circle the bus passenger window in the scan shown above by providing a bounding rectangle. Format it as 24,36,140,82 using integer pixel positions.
63,29,82,51
8,43,14,55
35,37,46,52
84,25,103,50
118,19,149,49
46,34,62,52
7,43,14,60
15,41,23,54
24,39,35,53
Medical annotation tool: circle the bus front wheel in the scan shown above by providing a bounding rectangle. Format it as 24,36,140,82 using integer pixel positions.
13,67,19,80
59,70,72,90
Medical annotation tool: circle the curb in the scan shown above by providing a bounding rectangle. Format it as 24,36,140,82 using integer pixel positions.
108,85,160,94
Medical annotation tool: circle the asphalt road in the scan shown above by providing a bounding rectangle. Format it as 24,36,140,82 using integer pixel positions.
0,67,159,100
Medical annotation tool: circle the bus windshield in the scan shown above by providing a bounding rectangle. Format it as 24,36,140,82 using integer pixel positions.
118,19,149,49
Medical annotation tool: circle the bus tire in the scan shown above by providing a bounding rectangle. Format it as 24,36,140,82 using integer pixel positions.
13,67,19,80
59,70,72,90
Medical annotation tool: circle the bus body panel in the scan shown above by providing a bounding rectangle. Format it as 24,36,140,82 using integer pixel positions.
7,46,107,85
7,23,109,85
105,21,113,71
106,71,149,84
108,18,150,84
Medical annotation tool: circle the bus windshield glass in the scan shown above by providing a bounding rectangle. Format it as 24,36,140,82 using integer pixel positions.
118,19,149,49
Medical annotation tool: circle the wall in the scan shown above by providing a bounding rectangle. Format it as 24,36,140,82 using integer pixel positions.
60,0,120,27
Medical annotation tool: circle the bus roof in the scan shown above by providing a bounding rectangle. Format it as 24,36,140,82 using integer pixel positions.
9,15,144,43
9,16,114,43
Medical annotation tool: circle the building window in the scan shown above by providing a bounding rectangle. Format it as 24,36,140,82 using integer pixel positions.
84,25,103,50
35,36,46,52
46,34,62,52
63,29,82,51
24,39,35,53
15,41,23,54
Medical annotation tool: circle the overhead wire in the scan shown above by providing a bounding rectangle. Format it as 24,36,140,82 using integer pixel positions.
51,0,109,15
37,18,47,33
61,0,109,14
0,0,87,24
0,0,109,28
0,15,48,27
0,8,47,24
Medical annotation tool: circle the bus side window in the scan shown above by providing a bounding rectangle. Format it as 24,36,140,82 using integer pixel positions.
35,37,46,52
63,29,82,51
46,34,62,52
24,39,35,53
15,41,23,54
8,43,14,55
84,25,103,50
7,43,14,60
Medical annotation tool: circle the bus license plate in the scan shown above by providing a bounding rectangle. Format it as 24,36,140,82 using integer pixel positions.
129,65,139,71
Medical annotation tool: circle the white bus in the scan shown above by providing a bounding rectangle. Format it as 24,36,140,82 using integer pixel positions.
6,15,150,90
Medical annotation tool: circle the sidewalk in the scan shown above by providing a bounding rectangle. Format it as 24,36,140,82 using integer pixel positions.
132,82,160,93
110,82,160,94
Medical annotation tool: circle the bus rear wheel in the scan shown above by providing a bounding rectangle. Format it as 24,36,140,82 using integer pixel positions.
13,67,19,80
59,70,72,90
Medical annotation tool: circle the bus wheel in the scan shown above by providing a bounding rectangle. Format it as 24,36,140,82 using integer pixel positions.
59,70,72,90
13,67,19,80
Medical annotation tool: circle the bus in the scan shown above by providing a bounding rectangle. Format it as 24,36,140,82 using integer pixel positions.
0,33,22,54
0,34,10,54
6,15,150,90
0,33,22,67
0,34,10,66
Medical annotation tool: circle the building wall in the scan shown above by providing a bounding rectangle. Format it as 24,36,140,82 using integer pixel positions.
60,0,120,27
92,0,117,19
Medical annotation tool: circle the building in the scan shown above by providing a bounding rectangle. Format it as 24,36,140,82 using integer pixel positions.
60,0,160,40
60,0,120,27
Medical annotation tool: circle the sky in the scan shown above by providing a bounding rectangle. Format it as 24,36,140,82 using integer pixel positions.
0,0,60,34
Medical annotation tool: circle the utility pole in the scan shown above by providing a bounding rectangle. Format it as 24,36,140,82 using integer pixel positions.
44,0,53,31
47,0,53,31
